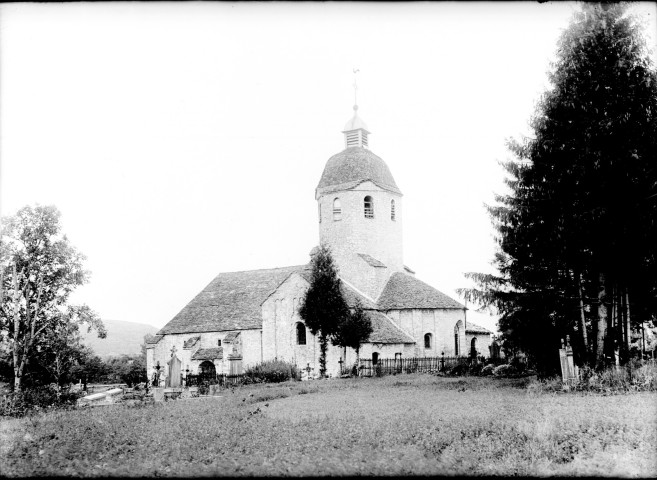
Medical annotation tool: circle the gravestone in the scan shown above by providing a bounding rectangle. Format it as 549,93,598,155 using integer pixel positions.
166,346,182,388
559,336,578,385
152,388,165,402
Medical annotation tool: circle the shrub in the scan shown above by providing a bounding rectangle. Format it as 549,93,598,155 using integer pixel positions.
243,359,301,384
527,360,657,394
0,385,83,417
492,364,518,377
481,364,495,376
468,363,484,376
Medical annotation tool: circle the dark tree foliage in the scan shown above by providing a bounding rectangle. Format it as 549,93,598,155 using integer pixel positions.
299,245,350,377
332,301,373,362
459,3,657,374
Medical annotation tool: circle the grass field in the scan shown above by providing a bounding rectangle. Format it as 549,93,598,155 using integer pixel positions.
1,375,656,477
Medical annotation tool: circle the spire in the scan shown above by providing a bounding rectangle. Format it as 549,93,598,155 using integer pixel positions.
342,68,370,149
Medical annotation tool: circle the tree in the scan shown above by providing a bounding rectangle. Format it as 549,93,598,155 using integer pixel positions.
70,351,110,386
0,205,105,391
332,301,373,370
105,355,147,386
299,245,350,377
459,3,657,373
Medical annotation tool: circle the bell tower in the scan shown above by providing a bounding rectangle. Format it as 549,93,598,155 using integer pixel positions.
315,83,403,300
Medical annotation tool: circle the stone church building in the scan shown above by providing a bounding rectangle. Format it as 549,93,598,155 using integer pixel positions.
146,105,492,379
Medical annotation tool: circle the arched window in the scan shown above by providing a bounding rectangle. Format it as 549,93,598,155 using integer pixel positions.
372,352,379,365
470,337,477,358
364,196,374,218
217,339,222,347
454,323,461,356
333,198,342,221
391,199,396,221
296,322,306,345
424,333,432,349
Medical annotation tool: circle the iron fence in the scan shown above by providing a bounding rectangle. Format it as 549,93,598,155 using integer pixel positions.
342,355,472,377
184,373,247,387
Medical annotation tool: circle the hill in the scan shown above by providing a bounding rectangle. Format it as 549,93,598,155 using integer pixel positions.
80,319,158,358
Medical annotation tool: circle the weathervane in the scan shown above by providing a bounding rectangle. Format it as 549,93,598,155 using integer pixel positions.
353,68,360,111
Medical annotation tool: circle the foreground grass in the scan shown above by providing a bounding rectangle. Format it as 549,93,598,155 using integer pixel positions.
1,375,655,477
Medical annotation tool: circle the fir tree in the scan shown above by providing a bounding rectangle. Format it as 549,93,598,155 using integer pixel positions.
298,245,350,377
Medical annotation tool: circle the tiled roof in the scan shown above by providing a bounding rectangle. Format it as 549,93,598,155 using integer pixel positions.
296,269,377,309
340,282,377,309
316,147,402,196
145,334,163,346
377,272,465,310
466,321,493,334
183,336,200,349
157,265,307,335
358,253,386,268
191,348,223,361
366,311,415,344
224,331,241,343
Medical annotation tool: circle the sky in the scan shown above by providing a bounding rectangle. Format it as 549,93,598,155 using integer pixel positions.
1,2,656,334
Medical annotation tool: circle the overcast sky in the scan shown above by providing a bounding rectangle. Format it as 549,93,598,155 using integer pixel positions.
1,2,656,333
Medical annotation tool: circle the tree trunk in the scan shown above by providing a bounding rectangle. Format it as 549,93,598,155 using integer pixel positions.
625,291,631,357
595,272,608,369
319,334,328,377
619,288,627,363
577,271,589,363
12,265,22,392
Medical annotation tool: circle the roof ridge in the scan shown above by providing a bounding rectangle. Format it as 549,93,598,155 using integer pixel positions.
211,264,308,275
339,277,377,305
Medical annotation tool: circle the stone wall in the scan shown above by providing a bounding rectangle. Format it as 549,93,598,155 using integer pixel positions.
147,329,262,379
261,272,414,377
386,308,467,357
318,181,403,300
465,332,493,358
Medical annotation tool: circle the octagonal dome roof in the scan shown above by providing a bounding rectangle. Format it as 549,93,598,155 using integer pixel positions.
316,147,401,196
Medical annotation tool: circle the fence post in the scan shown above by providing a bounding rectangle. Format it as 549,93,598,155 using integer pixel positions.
441,352,445,371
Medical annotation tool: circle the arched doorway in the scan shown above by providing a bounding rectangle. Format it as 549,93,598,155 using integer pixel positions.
199,360,216,379
470,337,477,359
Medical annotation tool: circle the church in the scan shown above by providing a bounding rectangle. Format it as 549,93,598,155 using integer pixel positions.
146,102,493,379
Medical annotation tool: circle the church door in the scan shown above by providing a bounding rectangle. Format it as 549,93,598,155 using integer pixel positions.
199,361,217,381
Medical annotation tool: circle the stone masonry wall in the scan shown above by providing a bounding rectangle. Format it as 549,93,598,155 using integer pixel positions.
148,329,262,379
465,333,493,358
318,181,403,300
386,308,467,357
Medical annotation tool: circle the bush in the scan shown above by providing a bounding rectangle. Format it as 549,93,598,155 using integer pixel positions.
0,385,83,417
492,364,518,377
527,360,657,394
481,364,495,376
468,363,484,376
243,359,301,384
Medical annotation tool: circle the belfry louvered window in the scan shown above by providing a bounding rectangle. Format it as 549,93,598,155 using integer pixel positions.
346,131,360,147
391,199,396,221
364,196,374,218
333,198,342,221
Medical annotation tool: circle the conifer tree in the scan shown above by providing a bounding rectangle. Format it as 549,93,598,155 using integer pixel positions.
332,300,373,370
459,3,657,373
298,245,350,377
